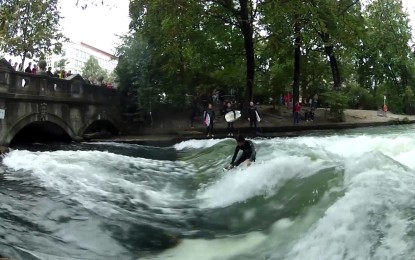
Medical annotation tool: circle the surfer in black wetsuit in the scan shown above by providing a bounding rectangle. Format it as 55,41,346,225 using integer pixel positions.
229,135,256,169
248,101,258,135
204,103,215,138
224,102,235,137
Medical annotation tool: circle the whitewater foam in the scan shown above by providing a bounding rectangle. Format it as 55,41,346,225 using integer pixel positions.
198,155,333,208
163,131,415,259
2,150,194,220
174,138,227,150
284,152,415,260
145,231,268,260
4,127,415,260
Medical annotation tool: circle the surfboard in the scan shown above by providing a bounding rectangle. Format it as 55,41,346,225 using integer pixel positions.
256,111,261,122
223,165,235,172
204,113,210,126
223,161,254,172
225,110,241,122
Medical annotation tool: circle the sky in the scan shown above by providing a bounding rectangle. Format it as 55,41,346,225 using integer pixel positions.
59,0,130,54
58,0,415,56
402,0,415,30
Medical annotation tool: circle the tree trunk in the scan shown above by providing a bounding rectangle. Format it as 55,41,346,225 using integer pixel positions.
301,48,308,99
321,31,341,90
324,45,341,90
292,21,301,112
239,0,255,104
179,39,186,104
21,50,28,71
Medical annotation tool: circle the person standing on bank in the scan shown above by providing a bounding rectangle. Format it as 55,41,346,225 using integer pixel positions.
294,101,302,124
224,102,235,137
204,103,215,138
248,101,258,134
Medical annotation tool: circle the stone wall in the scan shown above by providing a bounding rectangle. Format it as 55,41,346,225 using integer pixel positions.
0,58,121,145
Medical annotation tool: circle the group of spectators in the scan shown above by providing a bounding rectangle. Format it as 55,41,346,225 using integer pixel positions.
281,93,318,124
7,59,72,79
191,98,260,138
189,91,321,138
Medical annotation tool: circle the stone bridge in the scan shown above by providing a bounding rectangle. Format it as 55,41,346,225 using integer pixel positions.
0,59,121,146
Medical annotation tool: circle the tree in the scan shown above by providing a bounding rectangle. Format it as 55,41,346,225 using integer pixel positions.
55,58,69,71
303,0,363,90
204,0,262,104
81,56,107,84
123,0,246,107
54,51,69,70
106,70,117,84
113,0,415,117
356,0,414,113
0,0,67,68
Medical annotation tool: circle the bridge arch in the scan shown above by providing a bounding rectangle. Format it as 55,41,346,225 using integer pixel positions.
4,113,77,146
80,118,119,137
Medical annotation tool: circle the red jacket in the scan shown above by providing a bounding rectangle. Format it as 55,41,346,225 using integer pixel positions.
294,102,302,112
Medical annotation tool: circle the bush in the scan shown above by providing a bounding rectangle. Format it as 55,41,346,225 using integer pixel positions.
346,83,378,110
321,90,349,122
402,117,411,124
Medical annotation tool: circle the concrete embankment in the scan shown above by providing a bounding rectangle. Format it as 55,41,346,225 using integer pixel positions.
90,118,415,147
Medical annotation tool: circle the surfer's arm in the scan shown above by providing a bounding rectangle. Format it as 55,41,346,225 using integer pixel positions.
248,142,256,161
231,147,240,165
249,150,256,161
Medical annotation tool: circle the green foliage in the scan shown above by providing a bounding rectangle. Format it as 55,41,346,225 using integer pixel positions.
321,90,349,122
55,58,69,70
81,56,108,85
355,0,414,114
401,117,411,124
345,82,379,110
0,0,67,67
105,70,117,84
113,0,415,116
54,51,69,70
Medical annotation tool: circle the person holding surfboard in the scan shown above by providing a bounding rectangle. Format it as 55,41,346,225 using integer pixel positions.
248,101,260,134
294,101,302,124
224,102,236,136
228,135,256,169
204,103,215,138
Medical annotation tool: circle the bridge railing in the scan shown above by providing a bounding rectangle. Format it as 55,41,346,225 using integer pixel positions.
0,59,119,104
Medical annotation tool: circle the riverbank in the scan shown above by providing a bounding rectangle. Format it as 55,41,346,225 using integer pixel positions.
90,108,415,146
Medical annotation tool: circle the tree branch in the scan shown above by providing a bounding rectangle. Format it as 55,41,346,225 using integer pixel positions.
204,10,241,28
338,0,359,16
209,0,240,17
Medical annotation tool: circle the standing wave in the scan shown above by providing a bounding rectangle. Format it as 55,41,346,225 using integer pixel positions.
2,127,415,259
158,132,415,260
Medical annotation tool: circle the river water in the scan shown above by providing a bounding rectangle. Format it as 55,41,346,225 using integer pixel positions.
1,126,415,260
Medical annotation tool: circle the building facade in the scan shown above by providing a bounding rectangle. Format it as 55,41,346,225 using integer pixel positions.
48,41,118,75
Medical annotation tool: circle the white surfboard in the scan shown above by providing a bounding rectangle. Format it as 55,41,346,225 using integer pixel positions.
256,111,261,122
204,112,210,126
225,110,241,122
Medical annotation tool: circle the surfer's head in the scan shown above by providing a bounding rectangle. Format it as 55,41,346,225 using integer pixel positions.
250,101,254,106
208,103,213,109
236,135,246,146
227,102,231,108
